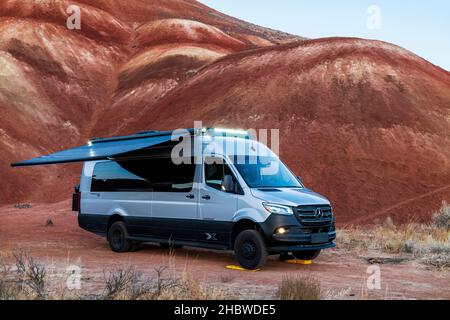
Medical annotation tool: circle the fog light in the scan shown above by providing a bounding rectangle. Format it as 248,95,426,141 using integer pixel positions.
276,227,289,235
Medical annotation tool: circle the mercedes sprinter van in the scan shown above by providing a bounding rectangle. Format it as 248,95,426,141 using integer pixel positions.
13,128,336,269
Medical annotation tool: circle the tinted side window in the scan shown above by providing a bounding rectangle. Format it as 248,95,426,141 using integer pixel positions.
205,158,235,192
91,158,196,193
151,158,195,192
91,161,152,192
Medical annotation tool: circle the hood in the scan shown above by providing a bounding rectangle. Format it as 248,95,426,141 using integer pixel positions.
250,188,330,207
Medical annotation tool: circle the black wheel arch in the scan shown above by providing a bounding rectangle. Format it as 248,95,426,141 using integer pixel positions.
106,214,125,240
231,219,263,249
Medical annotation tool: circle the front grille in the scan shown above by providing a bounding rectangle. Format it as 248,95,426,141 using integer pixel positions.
296,205,333,226
301,226,331,234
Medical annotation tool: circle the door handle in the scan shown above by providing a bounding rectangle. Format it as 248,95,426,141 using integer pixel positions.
186,194,195,199
202,195,211,200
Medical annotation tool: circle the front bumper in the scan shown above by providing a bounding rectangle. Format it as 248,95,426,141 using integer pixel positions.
267,242,336,254
258,213,336,251
272,228,336,243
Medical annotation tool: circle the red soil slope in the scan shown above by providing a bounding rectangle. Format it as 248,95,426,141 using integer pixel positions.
119,38,450,224
0,1,449,224
0,0,297,205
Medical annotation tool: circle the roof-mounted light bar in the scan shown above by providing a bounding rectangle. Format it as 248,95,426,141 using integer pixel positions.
213,128,249,135
200,127,253,139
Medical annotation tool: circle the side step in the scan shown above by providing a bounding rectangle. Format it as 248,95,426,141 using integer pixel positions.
127,236,230,251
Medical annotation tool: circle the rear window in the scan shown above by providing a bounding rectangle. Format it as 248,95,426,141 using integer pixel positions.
91,158,195,192
91,161,151,192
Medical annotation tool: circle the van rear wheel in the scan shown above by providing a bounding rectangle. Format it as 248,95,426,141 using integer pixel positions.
108,221,132,252
234,230,268,270
292,249,321,260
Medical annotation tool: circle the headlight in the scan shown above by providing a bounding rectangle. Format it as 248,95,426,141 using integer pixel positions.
263,203,293,215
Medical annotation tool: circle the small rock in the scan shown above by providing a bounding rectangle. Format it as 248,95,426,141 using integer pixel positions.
45,219,54,227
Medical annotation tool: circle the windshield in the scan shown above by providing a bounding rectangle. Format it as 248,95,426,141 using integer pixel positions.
232,156,303,188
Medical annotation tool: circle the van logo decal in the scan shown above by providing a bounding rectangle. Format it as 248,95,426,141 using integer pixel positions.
205,233,217,241
315,208,324,219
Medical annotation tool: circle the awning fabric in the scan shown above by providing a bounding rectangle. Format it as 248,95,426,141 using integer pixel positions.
11,130,191,167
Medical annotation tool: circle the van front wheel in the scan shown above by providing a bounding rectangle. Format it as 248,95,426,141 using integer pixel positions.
234,230,268,270
108,221,132,252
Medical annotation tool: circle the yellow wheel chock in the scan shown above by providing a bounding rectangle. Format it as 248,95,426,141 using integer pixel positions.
226,265,260,272
285,259,313,265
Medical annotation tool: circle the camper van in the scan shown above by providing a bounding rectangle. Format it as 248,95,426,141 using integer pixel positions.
12,128,336,269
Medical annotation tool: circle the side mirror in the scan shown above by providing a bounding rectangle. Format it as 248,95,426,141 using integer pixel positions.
221,175,235,193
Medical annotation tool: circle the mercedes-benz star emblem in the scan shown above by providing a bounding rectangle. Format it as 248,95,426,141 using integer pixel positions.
315,208,324,219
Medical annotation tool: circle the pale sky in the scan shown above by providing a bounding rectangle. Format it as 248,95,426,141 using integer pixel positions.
199,0,450,71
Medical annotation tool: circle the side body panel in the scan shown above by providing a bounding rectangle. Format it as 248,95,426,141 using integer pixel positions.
79,161,151,235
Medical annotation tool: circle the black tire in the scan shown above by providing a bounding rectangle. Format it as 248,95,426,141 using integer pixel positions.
108,221,132,252
234,230,268,270
292,250,321,260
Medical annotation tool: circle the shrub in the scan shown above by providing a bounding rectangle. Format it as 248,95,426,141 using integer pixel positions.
432,202,450,230
25,256,46,299
103,266,143,300
12,249,47,299
422,253,450,269
101,265,225,300
276,275,321,300
0,278,22,300
174,272,225,300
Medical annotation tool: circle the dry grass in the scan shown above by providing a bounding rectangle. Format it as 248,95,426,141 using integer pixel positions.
324,288,352,300
159,272,225,300
0,245,228,301
0,254,226,300
0,249,48,300
101,263,227,300
103,266,144,300
432,201,450,230
421,254,450,270
276,275,321,300
338,203,450,269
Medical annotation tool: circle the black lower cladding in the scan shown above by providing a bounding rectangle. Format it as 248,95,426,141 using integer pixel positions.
125,216,233,248
78,214,109,236
78,213,336,252
78,214,233,248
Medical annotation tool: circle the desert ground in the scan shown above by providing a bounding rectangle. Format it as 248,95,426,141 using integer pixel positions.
0,200,448,300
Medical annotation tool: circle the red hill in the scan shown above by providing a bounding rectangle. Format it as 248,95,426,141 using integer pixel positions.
0,1,449,224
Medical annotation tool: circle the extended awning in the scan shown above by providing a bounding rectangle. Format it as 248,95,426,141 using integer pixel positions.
11,129,194,167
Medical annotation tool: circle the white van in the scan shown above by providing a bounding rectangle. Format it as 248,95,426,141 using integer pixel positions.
13,128,335,269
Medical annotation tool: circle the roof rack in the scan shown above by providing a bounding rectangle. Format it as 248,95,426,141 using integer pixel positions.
89,127,252,144
90,128,196,144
